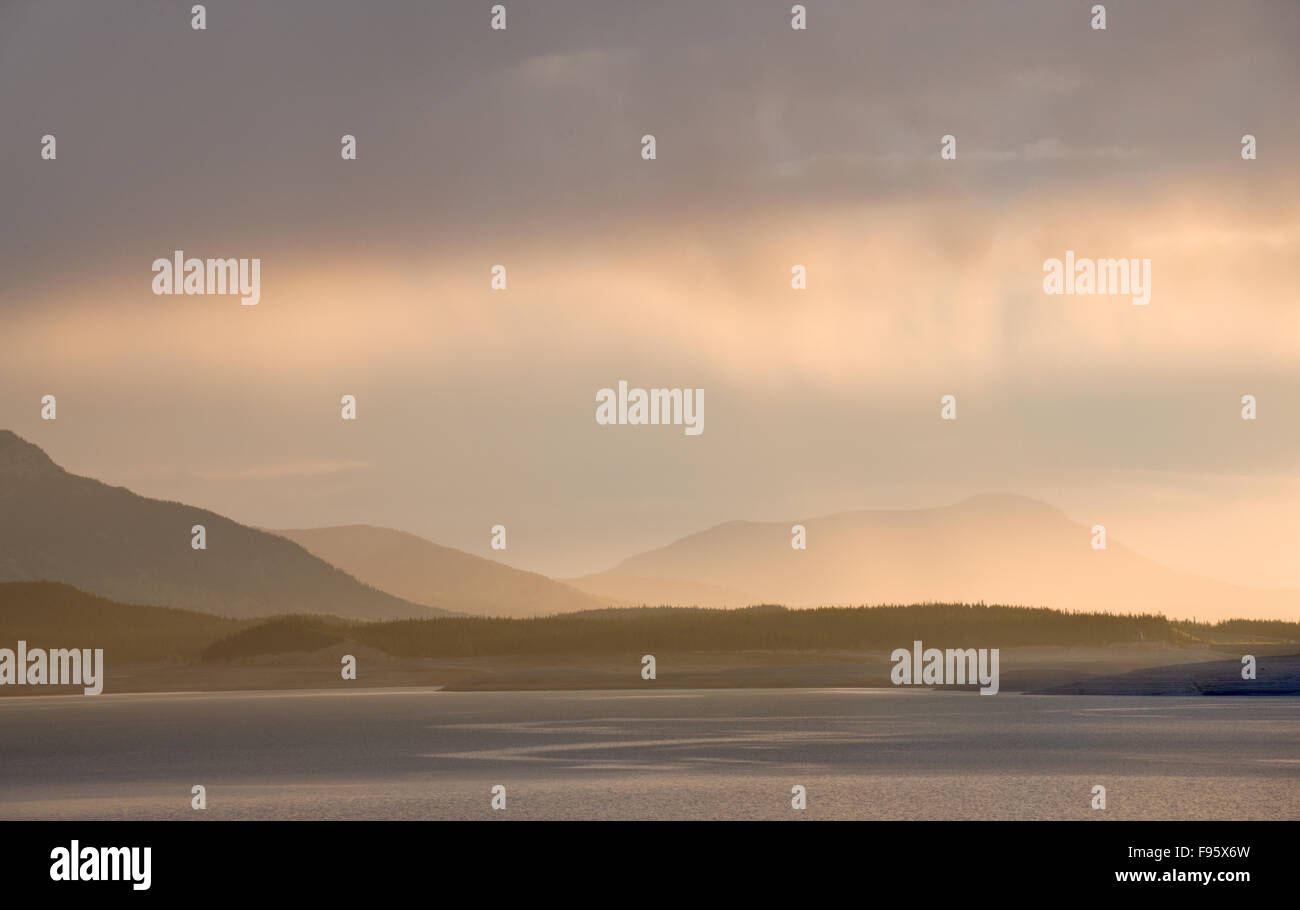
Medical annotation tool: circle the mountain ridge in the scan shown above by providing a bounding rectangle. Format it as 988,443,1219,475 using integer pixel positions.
0,430,443,620
7,430,1295,623
273,524,608,618
568,493,1298,621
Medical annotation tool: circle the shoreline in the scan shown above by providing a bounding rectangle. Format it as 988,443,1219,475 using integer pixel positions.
2,646,1296,697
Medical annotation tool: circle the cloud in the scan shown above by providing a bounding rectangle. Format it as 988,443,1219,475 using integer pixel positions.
4,178,1298,387
4,0,1297,287
514,48,637,84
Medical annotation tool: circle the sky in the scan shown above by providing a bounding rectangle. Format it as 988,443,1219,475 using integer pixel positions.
2,0,1299,584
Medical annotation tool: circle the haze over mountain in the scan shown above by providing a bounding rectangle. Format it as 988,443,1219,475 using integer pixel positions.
5,427,1295,624
0,430,441,620
568,494,1299,622
275,525,608,618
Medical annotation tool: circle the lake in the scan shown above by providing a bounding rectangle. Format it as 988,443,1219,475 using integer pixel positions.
1,688,1296,819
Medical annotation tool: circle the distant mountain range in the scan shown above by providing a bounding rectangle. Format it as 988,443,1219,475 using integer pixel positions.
0,430,440,620
3,429,1296,622
274,525,605,618
566,494,1299,622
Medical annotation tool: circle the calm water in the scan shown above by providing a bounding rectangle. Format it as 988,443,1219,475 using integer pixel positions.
1,688,1296,819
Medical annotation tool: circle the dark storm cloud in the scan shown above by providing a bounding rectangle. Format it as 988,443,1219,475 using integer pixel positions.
2,0,1296,295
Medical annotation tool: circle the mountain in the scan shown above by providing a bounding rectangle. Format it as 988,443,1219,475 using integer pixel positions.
0,581,246,661
0,430,443,619
567,494,1299,621
274,525,608,618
